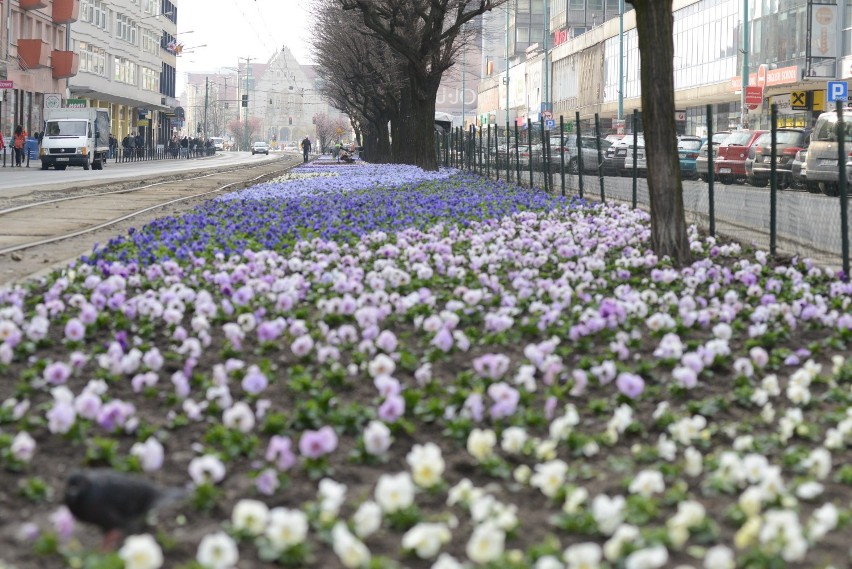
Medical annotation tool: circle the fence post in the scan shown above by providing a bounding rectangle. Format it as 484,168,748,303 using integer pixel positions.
632,114,638,207
515,123,521,184
594,113,605,203
540,119,549,192
486,125,491,178
707,104,715,236
559,115,566,197
770,104,778,257
478,126,483,174
506,122,512,183
576,112,584,198
838,100,850,280
527,123,534,187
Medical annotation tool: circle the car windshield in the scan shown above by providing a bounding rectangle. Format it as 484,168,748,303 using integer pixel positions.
45,120,87,136
723,132,753,145
678,139,702,151
712,133,731,144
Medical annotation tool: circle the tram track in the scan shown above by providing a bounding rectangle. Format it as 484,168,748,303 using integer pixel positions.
0,156,303,285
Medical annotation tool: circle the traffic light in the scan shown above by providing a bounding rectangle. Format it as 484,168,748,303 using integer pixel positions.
241,94,248,107
288,117,292,125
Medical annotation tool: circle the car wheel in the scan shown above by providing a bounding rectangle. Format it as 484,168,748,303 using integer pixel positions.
747,176,767,188
83,158,90,171
40,163,49,170
805,182,821,193
719,174,734,185
698,174,707,182
56,165,67,171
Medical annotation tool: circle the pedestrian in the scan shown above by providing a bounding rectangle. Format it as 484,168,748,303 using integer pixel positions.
109,134,117,160
135,132,144,160
13,125,27,167
301,135,312,163
121,133,131,162
0,131,5,164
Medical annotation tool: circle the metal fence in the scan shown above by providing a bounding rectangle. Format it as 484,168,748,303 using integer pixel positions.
437,104,850,277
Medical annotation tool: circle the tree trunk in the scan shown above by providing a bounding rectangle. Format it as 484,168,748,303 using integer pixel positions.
393,75,439,171
631,0,691,265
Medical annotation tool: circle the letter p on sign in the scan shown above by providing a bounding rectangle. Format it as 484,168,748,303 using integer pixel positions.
828,81,848,102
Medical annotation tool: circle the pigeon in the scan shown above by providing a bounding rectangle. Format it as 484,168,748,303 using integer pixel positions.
64,469,186,548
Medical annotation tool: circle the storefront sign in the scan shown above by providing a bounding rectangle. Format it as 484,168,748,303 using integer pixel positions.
790,91,808,111
65,99,87,108
0,80,13,89
553,28,570,47
811,5,837,59
729,65,800,91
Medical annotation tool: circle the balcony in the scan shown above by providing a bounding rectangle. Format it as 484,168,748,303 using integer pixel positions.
20,0,49,9
52,0,80,24
51,50,79,79
17,39,51,69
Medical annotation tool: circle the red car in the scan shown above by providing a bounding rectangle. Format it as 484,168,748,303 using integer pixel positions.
714,130,767,184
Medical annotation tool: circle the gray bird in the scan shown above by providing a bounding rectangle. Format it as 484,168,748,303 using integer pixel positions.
64,469,186,547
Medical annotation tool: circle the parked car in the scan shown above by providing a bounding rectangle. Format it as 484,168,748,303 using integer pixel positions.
696,131,731,181
622,136,648,176
209,137,225,151
251,141,270,155
744,128,810,188
803,107,852,196
518,143,544,169
677,136,704,180
791,149,809,190
549,136,611,174
603,134,644,176
714,130,767,184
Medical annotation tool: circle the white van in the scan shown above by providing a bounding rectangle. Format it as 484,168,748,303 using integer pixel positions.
209,137,225,151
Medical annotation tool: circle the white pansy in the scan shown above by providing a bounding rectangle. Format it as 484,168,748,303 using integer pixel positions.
401,522,451,559
332,522,371,568
352,501,383,539
808,502,838,541
196,531,239,569
222,401,255,433
465,521,505,564
603,524,640,561
362,420,392,456
759,509,807,562
591,494,625,536
431,553,465,569
703,545,735,569
795,481,824,500
684,447,703,477
368,354,395,378
231,499,269,536
738,486,765,517
624,545,669,569
530,459,569,498
535,554,564,569
628,470,665,497
406,442,446,488
466,428,496,462
500,426,528,454
318,478,348,520
802,447,832,480
562,486,588,514
374,472,415,513
742,454,769,484
265,507,308,551
563,541,602,569
657,435,676,461
119,534,164,569
447,478,483,507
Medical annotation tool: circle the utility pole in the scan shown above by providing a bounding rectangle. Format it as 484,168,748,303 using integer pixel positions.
203,76,209,139
741,0,749,129
242,57,254,151
618,0,624,121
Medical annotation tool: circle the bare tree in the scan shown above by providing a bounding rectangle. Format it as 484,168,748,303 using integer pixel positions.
227,117,263,150
311,0,405,163
314,114,350,152
337,0,503,170
628,0,690,265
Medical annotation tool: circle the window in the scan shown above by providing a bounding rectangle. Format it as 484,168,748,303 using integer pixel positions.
78,42,107,76
142,67,160,92
589,0,603,10
114,57,138,85
531,0,544,14
516,26,530,43
81,0,108,29
569,0,584,9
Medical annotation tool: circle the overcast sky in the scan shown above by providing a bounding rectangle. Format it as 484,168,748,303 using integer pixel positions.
176,0,314,92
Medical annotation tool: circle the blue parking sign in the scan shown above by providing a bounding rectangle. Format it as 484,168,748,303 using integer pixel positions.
545,119,556,130
828,81,848,102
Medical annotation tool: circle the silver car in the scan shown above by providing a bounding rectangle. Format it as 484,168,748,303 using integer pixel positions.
804,108,852,196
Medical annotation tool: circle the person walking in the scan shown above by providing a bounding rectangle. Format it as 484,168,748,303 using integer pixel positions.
13,125,27,167
301,136,312,163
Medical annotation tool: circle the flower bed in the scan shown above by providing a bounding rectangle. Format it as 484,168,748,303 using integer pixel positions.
0,163,850,569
